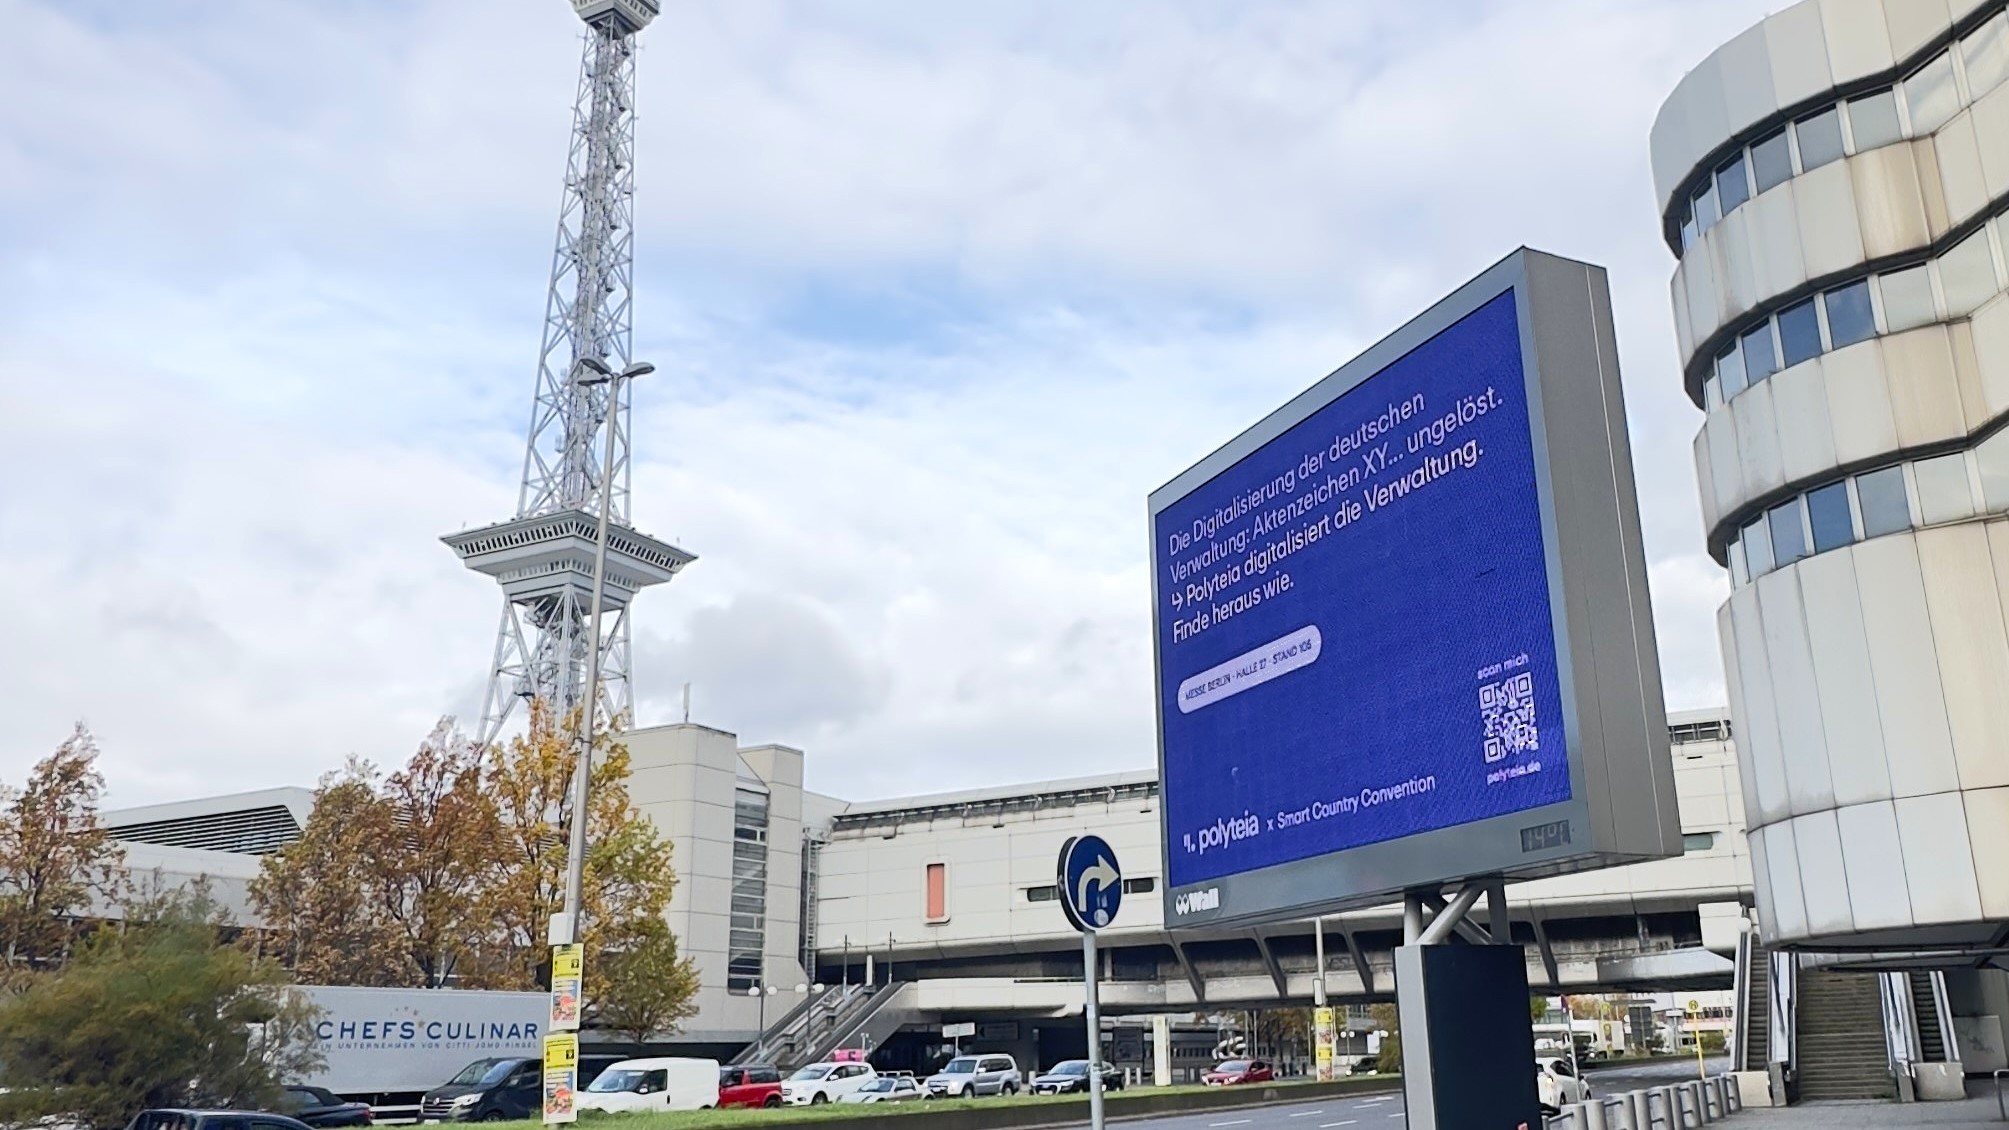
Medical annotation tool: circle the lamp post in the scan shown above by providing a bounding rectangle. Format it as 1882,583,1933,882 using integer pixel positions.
558,356,655,945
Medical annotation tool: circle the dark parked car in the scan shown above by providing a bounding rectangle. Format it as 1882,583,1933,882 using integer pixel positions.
1202,1059,1275,1086
128,1111,316,1130
278,1087,372,1128
1029,1060,1124,1095
419,1056,543,1122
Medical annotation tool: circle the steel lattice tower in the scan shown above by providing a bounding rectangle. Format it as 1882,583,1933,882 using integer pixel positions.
444,0,692,746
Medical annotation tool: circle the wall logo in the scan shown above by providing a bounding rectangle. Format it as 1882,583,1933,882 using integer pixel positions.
1174,888,1221,915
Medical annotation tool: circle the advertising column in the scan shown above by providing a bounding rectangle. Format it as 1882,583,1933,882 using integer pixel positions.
543,943,584,1125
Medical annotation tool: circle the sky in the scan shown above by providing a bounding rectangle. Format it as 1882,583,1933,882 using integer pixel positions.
0,0,1785,808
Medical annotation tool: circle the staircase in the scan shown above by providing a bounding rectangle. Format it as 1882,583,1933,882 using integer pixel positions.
1908,971,1948,1063
731,981,919,1070
1795,970,1894,1101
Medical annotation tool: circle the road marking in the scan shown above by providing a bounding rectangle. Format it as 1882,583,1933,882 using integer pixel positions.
1288,1112,1325,1119
1387,1115,1404,1120
1319,1122,1357,1127
1208,1121,1253,1128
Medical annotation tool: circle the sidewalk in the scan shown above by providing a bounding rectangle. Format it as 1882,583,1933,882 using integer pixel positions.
1742,1081,2006,1128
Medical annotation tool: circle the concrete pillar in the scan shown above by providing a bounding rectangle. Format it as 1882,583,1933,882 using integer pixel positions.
1152,1015,1172,1087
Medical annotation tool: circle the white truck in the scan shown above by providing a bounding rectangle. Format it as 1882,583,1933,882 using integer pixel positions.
290,985,548,1120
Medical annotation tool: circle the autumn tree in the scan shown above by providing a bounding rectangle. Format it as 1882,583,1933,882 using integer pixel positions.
374,725,497,986
252,726,500,987
248,760,407,985
0,725,126,971
593,918,701,1043
459,701,681,993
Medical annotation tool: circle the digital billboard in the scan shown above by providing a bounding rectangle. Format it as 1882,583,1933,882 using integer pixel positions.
1151,249,1679,927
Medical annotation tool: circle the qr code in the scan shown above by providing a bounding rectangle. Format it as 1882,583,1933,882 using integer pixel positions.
1480,672,1539,764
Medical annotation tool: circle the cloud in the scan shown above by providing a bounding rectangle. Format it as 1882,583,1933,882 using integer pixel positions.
0,0,1777,807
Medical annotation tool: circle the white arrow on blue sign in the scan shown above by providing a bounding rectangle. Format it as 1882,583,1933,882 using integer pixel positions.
1057,834,1122,932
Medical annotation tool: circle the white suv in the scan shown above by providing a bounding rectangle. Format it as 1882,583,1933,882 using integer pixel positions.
781,1062,877,1105
1535,1057,1591,1114
924,1054,1022,1099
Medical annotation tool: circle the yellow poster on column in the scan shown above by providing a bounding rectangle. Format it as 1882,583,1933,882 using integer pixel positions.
550,944,584,1033
543,1032,579,1125
1312,1007,1336,1082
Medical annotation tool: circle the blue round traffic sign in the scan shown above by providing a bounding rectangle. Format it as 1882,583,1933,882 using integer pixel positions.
1058,835,1122,932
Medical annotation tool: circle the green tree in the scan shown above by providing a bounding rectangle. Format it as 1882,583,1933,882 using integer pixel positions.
0,886,322,1129
1369,1003,1402,1073
0,726,126,973
593,918,701,1043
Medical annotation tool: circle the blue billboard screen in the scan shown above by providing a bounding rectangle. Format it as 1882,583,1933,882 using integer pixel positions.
1155,289,1570,890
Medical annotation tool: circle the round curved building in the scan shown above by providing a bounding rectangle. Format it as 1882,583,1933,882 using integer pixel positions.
1654,0,2009,952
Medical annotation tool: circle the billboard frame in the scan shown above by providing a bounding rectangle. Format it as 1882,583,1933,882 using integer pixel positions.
1149,247,1679,929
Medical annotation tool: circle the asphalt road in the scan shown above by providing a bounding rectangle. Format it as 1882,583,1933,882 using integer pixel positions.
1077,1057,1733,1129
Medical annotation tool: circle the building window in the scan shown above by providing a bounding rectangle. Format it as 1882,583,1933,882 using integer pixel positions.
1750,127,1792,195
1940,230,1998,317
1847,90,1903,152
1823,280,1875,349
1965,14,2009,100
1879,266,1936,333
1123,877,1157,894
1979,430,2009,512
925,862,949,923
1795,106,1845,170
1026,885,1058,903
1856,466,1912,538
1906,52,1961,136
1776,298,1821,369
1742,514,1774,578
1716,341,1747,399
1769,499,1808,567
1741,322,1779,384
1916,454,1977,525
1682,832,1717,854
1715,154,1751,215
1806,482,1855,553
727,788,770,992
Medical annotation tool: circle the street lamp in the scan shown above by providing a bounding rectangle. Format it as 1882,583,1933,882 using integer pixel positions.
558,355,656,946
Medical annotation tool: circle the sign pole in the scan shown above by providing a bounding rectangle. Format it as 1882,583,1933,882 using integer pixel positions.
1084,928,1105,1130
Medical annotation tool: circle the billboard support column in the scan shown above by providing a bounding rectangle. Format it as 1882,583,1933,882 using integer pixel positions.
1396,882,1541,1129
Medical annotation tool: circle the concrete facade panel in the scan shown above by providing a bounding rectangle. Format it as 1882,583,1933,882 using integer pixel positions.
1970,294,2009,416
1706,408,1746,518
1835,800,1915,930
1820,0,1897,83
1729,587,1792,823
1915,525,2009,789
1885,0,1955,61
1788,810,1854,937
1749,184,1810,300
1748,823,1780,939
1761,819,1812,939
1972,83,2009,199
1822,339,1901,464
1961,786,2009,918
1795,550,1895,806
1772,357,1839,483
1756,569,1837,812
1895,791,1984,924
1934,112,1991,224
1732,381,1787,499
1767,2,1834,108
1854,536,1963,798
1718,209,1762,321
1884,325,1971,447
1851,143,1933,259
1795,160,1867,280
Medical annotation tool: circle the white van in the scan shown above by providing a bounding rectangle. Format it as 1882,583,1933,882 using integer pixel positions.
575,1057,722,1113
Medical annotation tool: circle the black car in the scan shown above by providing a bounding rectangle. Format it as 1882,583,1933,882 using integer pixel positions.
278,1087,372,1128
128,1110,316,1130
419,1057,543,1122
1028,1060,1124,1095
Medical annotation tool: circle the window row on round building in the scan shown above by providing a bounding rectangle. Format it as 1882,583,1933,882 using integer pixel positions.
1725,430,2009,588
1674,5,2009,253
1700,207,2009,410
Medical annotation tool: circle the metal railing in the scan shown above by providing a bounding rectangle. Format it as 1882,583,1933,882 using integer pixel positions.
1544,1076,1742,1130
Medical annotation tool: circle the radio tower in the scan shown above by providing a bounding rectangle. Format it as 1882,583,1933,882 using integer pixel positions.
444,0,693,746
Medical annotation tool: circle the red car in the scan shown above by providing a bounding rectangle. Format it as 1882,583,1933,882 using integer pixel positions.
718,1064,784,1108
1203,1059,1275,1086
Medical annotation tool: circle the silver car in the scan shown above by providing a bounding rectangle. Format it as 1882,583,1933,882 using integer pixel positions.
924,1054,1022,1098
